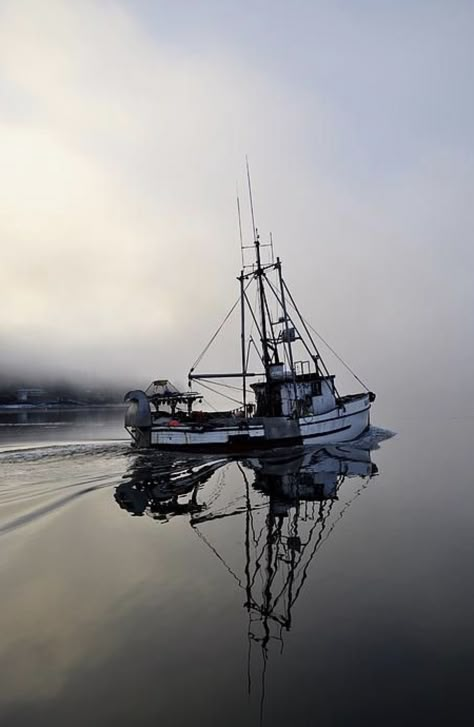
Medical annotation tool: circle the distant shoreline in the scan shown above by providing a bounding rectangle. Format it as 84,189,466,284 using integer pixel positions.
0,403,126,413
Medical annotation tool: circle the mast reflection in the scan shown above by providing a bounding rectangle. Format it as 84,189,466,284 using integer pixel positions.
115,437,386,724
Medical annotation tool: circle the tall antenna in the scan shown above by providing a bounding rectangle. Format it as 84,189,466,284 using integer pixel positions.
237,194,244,268
246,156,257,242
245,157,272,378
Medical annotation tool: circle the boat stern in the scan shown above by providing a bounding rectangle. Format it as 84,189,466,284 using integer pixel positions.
124,390,152,447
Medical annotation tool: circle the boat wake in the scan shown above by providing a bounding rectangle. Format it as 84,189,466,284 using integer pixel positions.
0,441,130,537
0,440,129,463
350,425,395,449
0,426,393,538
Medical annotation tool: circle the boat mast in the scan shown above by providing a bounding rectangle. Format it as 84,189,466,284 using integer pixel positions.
240,272,247,414
246,160,272,380
237,194,247,413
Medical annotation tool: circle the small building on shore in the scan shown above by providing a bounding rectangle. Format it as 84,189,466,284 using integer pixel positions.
16,388,47,403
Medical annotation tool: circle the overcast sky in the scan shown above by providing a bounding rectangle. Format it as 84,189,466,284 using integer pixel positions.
1,0,473,420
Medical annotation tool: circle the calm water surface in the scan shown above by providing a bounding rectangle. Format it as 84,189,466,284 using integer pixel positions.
1,410,473,726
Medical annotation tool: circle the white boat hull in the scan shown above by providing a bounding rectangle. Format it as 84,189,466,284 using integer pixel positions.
127,394,371,452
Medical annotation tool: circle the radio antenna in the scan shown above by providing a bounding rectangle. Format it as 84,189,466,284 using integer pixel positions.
237,193,244,268
246,156,257,241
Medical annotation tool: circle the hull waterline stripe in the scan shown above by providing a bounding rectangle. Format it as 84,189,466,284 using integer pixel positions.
301,424,352,440
299,405,370,427
149,406,371,436
147,422,365,452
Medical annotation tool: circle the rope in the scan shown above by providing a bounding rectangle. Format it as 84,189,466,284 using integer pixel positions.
202,397,218,412
278,279,370,392
199,378,254,396
189,278,253,374
196,379,243,406
301,316,370,392
192,525,243,587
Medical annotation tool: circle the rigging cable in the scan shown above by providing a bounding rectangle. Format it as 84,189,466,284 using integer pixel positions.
245,283,260,370
195,379,243,406
198,378,254,396
263,273,339,396
189,277,252,375
192,525,244,588
301,316,370,392
275,276,370,392
202,397,218,412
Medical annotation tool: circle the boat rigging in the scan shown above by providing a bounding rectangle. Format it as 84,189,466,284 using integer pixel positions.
124,169,375,451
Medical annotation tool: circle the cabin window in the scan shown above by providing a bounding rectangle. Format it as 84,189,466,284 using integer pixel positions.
311,381,321,396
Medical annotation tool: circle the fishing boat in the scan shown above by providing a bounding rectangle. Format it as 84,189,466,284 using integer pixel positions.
125,175,375,451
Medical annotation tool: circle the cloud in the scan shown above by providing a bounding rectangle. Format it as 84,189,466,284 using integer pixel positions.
0,0,473,418
0,1,318,381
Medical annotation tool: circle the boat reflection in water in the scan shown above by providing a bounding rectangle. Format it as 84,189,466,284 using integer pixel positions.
247,443,377,515
115,431,389,722
115,453,228,521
